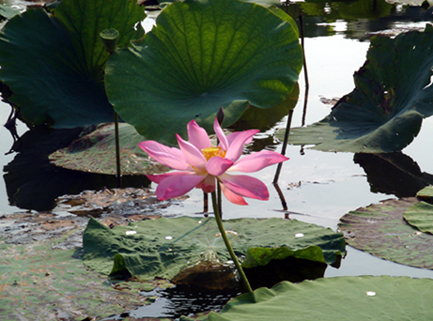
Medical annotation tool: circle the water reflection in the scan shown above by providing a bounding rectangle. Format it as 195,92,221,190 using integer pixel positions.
129,285,241,319
354,152,433,198
3,127,149,211
284,0,433,40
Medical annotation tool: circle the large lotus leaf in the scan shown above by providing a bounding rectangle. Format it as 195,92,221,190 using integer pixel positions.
49,123,169,175
204,276,433,320
53,0,145,79
0,0,145,128
403,201,433,234
82,217,345,281
285,24,433,153
338,197,433,269
105,0,303,144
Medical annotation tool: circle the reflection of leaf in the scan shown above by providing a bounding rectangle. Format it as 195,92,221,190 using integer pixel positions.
106,0,302,145
338,197,433,269
0,0,145,128
83,217,345,282
49,123,169,175
285,24,433,153
205,276,433,320
4,128,149,211
353,152,433,198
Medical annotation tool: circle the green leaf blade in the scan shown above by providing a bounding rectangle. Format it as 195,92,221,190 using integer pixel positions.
106,0,303,144
205,276,433,320
285,25,433,153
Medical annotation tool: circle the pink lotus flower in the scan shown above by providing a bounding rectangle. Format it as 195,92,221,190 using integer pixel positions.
138,118,288,205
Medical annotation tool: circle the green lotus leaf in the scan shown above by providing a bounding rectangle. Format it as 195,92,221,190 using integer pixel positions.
284,24,433,153
49,123,169,175
403,201,433,234
204,276,433,320
338,197,433,269
0,0,145,128
242,246,328,288
242,245,328,269
0,240,145,320
82,217,345,282
105,0,303,145
230,82,299,132
416,185,433,202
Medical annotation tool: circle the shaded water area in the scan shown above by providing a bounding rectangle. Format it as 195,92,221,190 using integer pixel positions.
3,1,433,320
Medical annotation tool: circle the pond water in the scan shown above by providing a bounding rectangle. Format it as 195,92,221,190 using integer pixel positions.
2,2,433,319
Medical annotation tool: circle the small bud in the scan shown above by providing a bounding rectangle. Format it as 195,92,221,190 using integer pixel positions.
216,107,224,125
100,28,119,54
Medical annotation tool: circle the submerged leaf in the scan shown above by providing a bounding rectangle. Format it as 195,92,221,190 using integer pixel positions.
205,276,433,320
285,24,433,153
106,0,303,144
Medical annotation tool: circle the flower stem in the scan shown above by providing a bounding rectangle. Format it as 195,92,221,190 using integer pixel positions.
211,191,253,293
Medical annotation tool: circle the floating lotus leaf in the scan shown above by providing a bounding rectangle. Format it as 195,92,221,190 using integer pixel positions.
83,217,345,283
403,201,433,234
49,123,169,175
338,197,433,269
204,276,433,320
105,0,303,145
284,24,433,153
0,240,147,320
416,185,433,202
0,0,145,128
